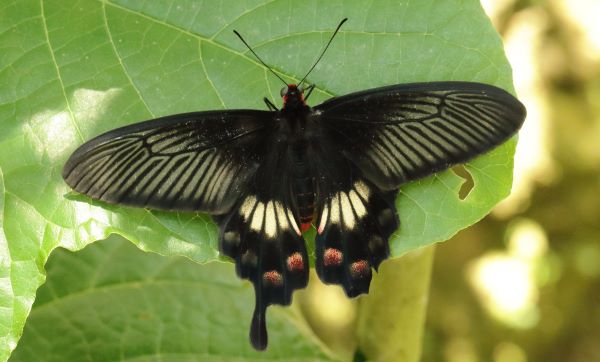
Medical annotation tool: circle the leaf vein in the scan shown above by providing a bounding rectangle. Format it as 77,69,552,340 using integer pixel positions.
39,0,84,143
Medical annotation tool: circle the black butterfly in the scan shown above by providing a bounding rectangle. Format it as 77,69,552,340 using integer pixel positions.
62,19,526,350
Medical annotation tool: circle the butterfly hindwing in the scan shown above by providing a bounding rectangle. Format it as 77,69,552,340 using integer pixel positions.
62,110,271,214
309,141,399,297
314,81,526,191
217,140,309,350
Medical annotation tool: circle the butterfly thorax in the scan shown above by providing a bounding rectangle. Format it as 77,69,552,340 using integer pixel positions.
278,84,315,232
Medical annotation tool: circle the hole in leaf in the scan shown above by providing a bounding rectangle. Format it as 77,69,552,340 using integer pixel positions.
452,164,474,200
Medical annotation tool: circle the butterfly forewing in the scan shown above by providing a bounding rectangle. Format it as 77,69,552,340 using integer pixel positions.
63,110,271,214
314,81,526,191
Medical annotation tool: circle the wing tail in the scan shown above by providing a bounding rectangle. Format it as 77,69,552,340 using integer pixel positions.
219,194,308,350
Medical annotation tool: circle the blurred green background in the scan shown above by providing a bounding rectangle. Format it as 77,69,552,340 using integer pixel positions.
422,0,600,361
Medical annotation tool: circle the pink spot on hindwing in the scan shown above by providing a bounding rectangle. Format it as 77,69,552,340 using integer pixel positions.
323,248,343,266
263,270,283,286
287,252,304,272
350,260,370,278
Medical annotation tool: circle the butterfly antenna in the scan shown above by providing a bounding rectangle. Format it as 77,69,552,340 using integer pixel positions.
298,18,348,88
234,30,288,86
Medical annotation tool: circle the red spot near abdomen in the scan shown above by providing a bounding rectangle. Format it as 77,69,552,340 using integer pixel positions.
301,222,312,233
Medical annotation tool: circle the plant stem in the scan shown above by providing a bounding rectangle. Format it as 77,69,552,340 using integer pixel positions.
356,246,435,362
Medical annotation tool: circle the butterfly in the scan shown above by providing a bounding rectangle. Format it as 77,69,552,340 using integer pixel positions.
62,19,526,350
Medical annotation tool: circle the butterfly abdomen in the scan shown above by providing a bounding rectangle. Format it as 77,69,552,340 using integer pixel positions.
289,142,315,232
295,177,315,232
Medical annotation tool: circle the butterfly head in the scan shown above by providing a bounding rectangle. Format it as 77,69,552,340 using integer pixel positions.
280,84,305,108
234,18,348,116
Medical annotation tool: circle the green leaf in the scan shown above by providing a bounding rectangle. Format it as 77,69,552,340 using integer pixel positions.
357,247,435,361
9,235,335,361
0,0,517,359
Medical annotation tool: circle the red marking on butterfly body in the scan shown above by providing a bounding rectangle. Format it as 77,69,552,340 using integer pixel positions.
301,223,312,232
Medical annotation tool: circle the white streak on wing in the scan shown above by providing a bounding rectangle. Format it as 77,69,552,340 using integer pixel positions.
387,127,424,166
287,207,301,235
329,193,341,225
375,133,405,175
171,152,202,199
340,192,356,229
183,151,209,199
215,164,235,204
126,155,167,198
159,153,193,199
318,203,329,234
250,201,265,232
274,201,289,230
205,162,228,203
195,152,221,200
354,181,371,200
349,190,366,218
240,195,257,220
368,142,392,177
380,129,401,153
264,201,277,238
410,123,446,158
391,126,435,162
